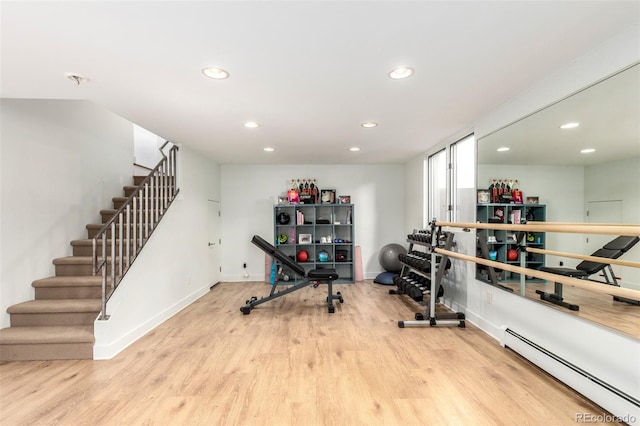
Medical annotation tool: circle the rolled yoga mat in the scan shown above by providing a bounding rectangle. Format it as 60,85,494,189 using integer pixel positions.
264,254,272,284
354,245,363,282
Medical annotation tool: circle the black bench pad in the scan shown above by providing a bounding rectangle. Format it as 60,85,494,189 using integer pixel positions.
540,267,589,278
308,268,339,281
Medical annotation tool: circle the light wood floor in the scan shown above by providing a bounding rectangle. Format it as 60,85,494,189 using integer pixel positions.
0,281,618,425
499,280,640,338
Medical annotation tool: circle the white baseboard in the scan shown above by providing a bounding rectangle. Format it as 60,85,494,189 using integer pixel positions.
93,285,210,360
504,329,640,424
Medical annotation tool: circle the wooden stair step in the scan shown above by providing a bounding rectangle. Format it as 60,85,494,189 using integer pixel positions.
123,185,174,197
0,326,94,344
100,208,155,221
87,223,145,230
134,175,175,185
0,326,94,361
123,185,138,196
86,222,155,238
112,200,170,210
7,299,101,327
52,256,122,276
32,276,111,299
71,238,137,256
7,299,102,314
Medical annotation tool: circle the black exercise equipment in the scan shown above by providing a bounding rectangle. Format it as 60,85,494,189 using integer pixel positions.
537,235,639,311
240,235,343,314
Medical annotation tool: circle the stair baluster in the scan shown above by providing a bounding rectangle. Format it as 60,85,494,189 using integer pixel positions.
93,142,179,320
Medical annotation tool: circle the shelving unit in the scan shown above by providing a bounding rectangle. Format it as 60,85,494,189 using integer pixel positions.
274,204,354,284
476,203,546,284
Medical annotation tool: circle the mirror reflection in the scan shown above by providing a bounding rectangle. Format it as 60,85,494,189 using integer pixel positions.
477,64,640,337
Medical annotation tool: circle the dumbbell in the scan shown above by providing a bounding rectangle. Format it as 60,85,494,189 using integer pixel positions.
407,285,423,301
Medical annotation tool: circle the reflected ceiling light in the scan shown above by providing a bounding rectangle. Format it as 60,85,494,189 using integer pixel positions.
580,148,596,154
497,146,510,152
388,67,414,79
560,122,580,129
244,121,259,128
264,147,275,152
361,121,378,128
202,67,229,79
349,147,361,152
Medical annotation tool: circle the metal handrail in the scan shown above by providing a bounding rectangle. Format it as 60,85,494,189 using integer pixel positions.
93,142,180,320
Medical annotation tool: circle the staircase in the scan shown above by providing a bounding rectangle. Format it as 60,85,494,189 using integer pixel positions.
0,179,150,361
1,143,178,362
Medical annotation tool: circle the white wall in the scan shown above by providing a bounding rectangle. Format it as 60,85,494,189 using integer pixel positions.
133,124,165,168
0,99,134,328
220,164,404,281
404,155,425,231
94,145,220,359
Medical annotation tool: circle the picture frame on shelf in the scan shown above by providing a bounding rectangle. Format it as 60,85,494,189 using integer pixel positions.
320,189,336,204
477,189,490,204
287,189,299,204
526,196,539,204
338,195,351,204
298,234,312,244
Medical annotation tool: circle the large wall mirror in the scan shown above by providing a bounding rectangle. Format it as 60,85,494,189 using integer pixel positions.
477,63,640,337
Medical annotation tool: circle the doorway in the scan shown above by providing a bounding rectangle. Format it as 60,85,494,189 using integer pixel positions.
208,200,222,287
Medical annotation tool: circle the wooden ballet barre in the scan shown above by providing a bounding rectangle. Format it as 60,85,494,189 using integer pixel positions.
433,247,640,301
435,221,640,237
525,247,640,269
529,221,640,227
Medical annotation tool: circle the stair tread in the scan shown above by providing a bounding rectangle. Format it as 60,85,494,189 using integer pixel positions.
100,208,156,214
53,256,122,265
71,239,133,246
0,326,94,344
7,299,102,314
86,223,141,229
32,276,107,287
53,256,94,265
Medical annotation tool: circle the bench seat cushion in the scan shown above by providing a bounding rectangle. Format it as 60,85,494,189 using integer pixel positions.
308,268,339,281
541,267,589,278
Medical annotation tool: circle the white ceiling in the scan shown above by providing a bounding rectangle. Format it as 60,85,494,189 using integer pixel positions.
2,1,639,165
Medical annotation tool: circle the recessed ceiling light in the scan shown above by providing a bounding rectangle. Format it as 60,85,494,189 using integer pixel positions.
497,146,510,152
389,67,414,79
361,122,378,128
349,147,361,152
560,122,580,129
202,67,229,79
264,147,275,152
244,121,259,128
580,148,595,154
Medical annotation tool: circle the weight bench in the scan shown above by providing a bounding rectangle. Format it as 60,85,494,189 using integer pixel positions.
240,235,343,314
537,235,639,311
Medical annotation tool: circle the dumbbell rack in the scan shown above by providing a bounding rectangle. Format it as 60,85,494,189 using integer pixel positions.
390,226,465,328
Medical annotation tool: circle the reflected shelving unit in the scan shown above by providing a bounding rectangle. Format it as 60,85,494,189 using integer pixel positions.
476,203,546,283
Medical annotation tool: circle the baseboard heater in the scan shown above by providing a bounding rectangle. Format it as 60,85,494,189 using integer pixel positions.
504,329,639,420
